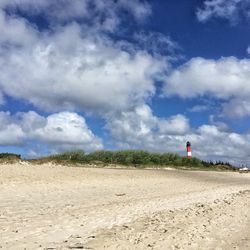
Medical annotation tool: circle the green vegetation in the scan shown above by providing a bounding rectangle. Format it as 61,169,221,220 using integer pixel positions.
0,153,21,162
35,150,237,171
201,160,236,171
0,150,237,171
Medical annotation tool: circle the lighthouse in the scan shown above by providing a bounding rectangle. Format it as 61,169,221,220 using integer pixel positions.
186,141,192,159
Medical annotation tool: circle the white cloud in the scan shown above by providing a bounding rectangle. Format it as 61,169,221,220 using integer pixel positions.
106,104,190,151
0,9,38,46
34,112,102,151
106,105,250,165
0,111,103,153
117,0,152,22
164,57,250,118
158,115,190,135
208,115,229,131
106,105,157,148
223,99,250,117
0,1,167,115
193,125,250,163
0,112,25,146
197,0,250,24
0,0,151,31
0,25,166,113
133,31,180,57
189,105,209,112
164,57,250,99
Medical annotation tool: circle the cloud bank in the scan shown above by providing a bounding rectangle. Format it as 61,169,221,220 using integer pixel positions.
164,57,250,118
106,104,250,165
0,111,103,155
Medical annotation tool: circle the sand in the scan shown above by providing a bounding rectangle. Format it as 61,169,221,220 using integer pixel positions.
0,163,250,249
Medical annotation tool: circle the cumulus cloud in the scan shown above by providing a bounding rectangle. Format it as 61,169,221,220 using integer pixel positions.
0,111,103,153
0,9,37,46
193,124,250,163
106,105,158,149
197,0,250,24
106,104,190,150
0,25,166,113
223,99,250,118
164,57,250,99
164,57,250,118
106,105,250,165
158,115,190,135
34,112,103,151
0,112,25,146
0,1,168,115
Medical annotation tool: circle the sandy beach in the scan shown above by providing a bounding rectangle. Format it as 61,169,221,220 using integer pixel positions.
0,163,250,249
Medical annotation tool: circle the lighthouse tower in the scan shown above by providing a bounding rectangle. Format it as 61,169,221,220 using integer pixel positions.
186,141,192,159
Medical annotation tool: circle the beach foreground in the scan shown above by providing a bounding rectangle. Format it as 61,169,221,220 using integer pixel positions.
0,163,250,249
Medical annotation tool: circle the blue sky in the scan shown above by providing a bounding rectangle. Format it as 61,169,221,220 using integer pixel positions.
1,0,250,166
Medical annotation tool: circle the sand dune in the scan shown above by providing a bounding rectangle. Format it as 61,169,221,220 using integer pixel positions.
0,163,250,249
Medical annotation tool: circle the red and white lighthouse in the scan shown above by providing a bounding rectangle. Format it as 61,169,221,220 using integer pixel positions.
186,141,192,159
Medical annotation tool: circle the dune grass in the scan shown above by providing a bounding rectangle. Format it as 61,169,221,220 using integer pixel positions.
31,150,237,171
0,153,21,163
0,150,237,171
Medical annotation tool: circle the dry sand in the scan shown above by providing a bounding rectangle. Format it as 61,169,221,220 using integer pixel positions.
0,163,250,250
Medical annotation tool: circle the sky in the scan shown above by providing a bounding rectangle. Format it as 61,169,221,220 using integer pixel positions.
1,0,250,165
